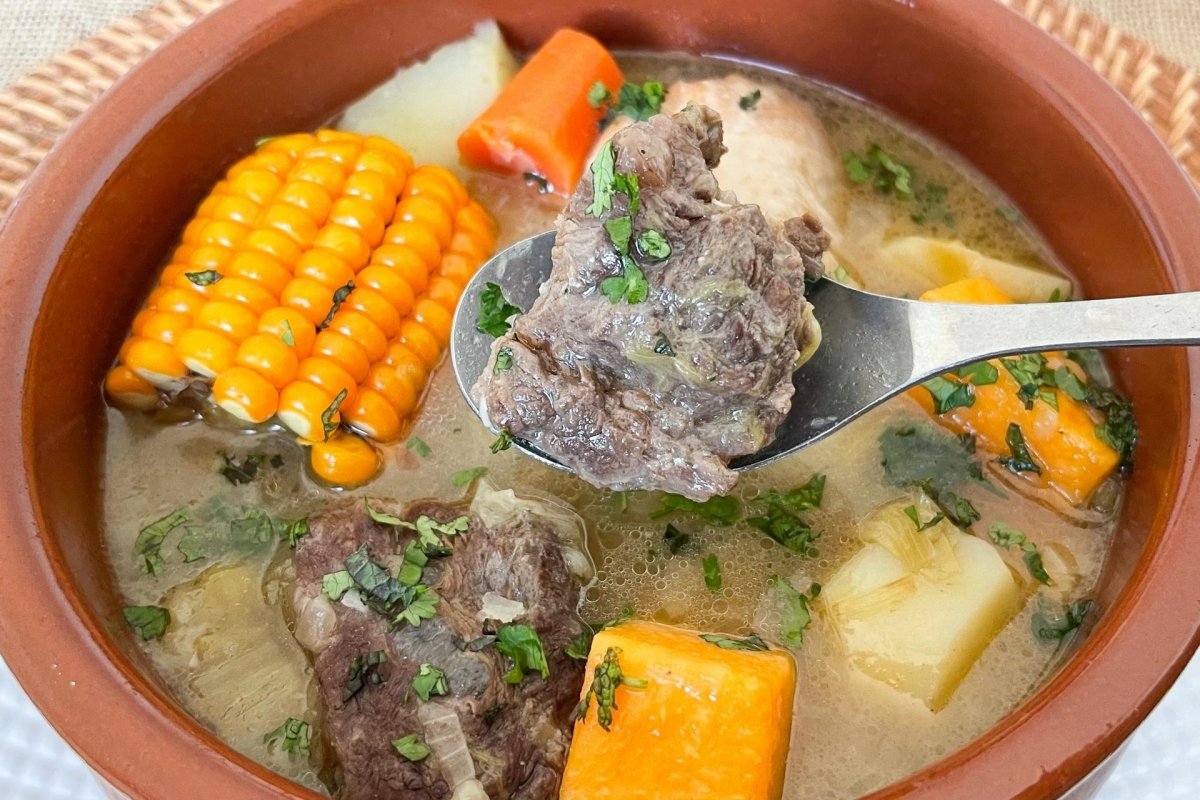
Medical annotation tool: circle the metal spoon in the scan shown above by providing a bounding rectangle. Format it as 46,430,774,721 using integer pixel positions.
451,230,1200,472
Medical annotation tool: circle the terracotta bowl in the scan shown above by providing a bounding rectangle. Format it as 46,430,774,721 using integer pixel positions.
0,0,1198,797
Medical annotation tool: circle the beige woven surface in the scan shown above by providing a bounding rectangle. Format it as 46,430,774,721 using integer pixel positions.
1,0,1199,216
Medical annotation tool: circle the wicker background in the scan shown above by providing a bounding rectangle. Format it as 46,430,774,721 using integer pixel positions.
0,1,1197,799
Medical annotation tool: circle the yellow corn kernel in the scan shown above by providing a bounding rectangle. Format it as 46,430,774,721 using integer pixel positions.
228,149,294,178
132,310,191,345
448,228,494,264
356,264,415,318
288,158,348,195
330,196,386,245
209,276,278,315
456,200,499,244
303,140,362,166
434,252,477,288
383,221,441,269
196,186,225,217
196,220,250,249
369,244,429,295
309,433,381,487
413,298,453,347
416,164,467,206
346,287,401,339
312,330,371,383
402,169,458,212
242,228,304,268
186,243,235,273
211,195,261,227
398,319,442,370
223,251,293,297
367,363,418,418
294,249,355,290
182,216,210,245
311,223,373,271
258,307,315,360
281,277,336,326
226,169,283,206
259,132,317,158
276,180,334,225
260,203,320,248
343,386,402,442
176,328,238,378
363,135,414,173
386,343,429,387
395,195,454,248
277,380,338,441
211,366,278,423
236,333,299,389
149,287,207,317
194,300,259,343
327,311,388,363
422,276,465,315
344,170,397,221
354,150,404,196
105,365,159,411
296,357,358,411
124,337,187,388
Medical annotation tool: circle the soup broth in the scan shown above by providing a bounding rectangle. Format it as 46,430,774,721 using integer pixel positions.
103,52,1119,799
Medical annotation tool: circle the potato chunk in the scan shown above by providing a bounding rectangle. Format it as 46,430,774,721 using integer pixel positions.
823,500,1021,711
339,20,518,170
560,620,796,800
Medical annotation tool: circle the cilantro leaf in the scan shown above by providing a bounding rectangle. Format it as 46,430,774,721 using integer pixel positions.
392,733,430,762
636,229,671,261
477,282,523,337
185,269,222,286
997,423,1042,475
123,605,170,640
612,172,640,216
702,553,722,591
586,141,616,217
344,650,388,701
322,570,354,601
922,376,975,414
650,493,741,525
903,504,945,531
587,80,613,108
575,646,647,731
956,361,999,386
879,423,997,498
364,500,405,526
411,663,448,702
988,523,1051,584
264,718,311,761
496,623,549,684
769,575,821,646
1032,598,1092,643
595,80,667,122
406,436,431,458
490,429,514,453
493,346,513,375
738,89,762,110
699,633,770,652
320,388,347,441
451,466,488,488
133,508,189,576
663,523,691,554
604,215,633,253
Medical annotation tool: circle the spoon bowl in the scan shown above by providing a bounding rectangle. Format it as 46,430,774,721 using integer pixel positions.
452,230,1200,471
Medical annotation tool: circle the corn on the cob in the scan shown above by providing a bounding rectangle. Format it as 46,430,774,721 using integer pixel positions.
107,130,497,486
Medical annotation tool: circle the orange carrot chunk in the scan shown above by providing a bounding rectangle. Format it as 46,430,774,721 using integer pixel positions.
457,28,623,193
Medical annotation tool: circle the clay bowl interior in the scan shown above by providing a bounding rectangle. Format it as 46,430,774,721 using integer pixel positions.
1,0,1199,798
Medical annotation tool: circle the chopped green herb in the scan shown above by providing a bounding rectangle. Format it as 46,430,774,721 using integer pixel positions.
123,605,170,640
1052,366,1088,401
396,541,428,586
493,346,513,374
1086,386,1138,469
496,623,549,684
999,353,1051,410
592,80,667,122
565,631,593,661
319,281,355,330
133,508,190,576
1032,598,1092,643
747,475,825,556
586,141,617,217
832,265,851,283
702,553,722,592
396,586,439,627
843,145,913,197
843,152,873,183
653,334,674,356
411,663,448,702
322,570,354,601
988,523,1051,584
903,504,945,531
738,88,763,110
523,171,550,193
229,508,276,549
636,229,671,261
320,388,347,441
477,282,523,337
343,650,388,701
880,423,997,498
575,646,647,731
612,172,640,215
650,493,741,525
922,376,976,414
587,80,613,109
391,733,430,762
279,518,309,547
406,436,432,458
997,423,1042,475
604,215,633,252
757,474,826,514
451,466,488,488
934,489,981,528
264,718,311,761
663,523,691,554
280,319,295,346
176,529,206,563
490,429,514,453
700,633,770,652
344,544,438,626
185,269,222,287
995,205,1022,224
956,361,999,386
1048,287,1063,302
600,261,648,304
364,500,405,526
769,575,821,647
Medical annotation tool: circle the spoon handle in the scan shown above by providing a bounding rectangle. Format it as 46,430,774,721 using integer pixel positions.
907,291,1200,375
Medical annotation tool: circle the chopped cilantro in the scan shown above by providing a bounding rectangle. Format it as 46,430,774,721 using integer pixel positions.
133,508,190,576
586,141,616,217
411,663,448,702
997,423,1042,475
956,361,999,386
653,334,674,356
650,493,741,525
663,523,691,554
1086,387,1138,469
769,575,821,646
364,500,404,526
587,80,613,109
599,261,648,304
988,523,1051,584
700,633,770,652
702,553,722,591
477,282,523,337
496,623,549,684
322,570,354,601
844,144,952,225
280,319,295,346
592,80,667,122
612,171,640,215
903,504,945,531
279,518,309,547
493,346,513,374
320,388,347,441
391,733,430,762
575,646,647,731
604,215,633,252
406,436,431,458
1032,597,1092,643
319,281,355,330
1052,366,1088,401
565,631,593,661
636,229,671,260
922,376,975,414
184,269,222,286
264,718,310,760
344,544,439,627
343,650,388,701
879,423,995,497
123,605,170,640
451,466,488,488
747,475,824,555
217,453,263,485
738,89,763,110
490,429,514,453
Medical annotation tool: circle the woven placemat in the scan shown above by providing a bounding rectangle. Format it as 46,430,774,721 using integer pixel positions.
0,0,1198,220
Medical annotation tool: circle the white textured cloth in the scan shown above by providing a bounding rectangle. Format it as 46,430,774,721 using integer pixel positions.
0,2,1196,800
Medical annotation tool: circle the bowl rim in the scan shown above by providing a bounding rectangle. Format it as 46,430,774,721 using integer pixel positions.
0,0,1198,798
